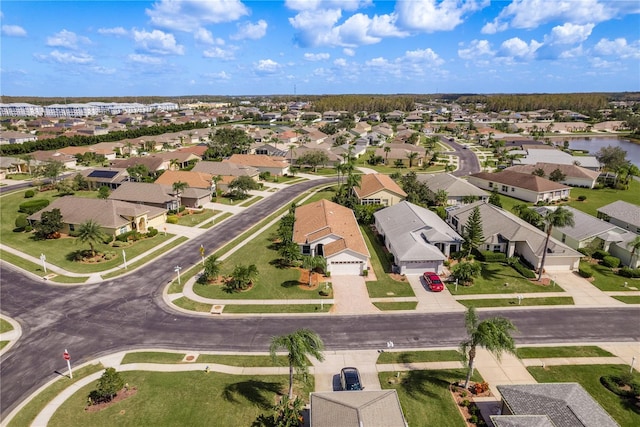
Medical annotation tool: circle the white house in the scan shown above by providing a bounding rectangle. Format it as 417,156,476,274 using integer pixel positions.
468,171,571,203
506,163,600,188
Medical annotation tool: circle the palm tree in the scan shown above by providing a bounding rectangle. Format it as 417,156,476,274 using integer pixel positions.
77,220,106,257
172,181,187,204
538,207,575,281
460,307,518,389
406,151,419,168
270,329,325,399
302,256,326,287
384,146,391,164
627,235,640,262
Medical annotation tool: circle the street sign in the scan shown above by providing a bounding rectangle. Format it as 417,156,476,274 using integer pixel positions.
63,351,70,361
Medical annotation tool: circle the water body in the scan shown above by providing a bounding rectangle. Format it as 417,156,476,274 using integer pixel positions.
554,137,640,167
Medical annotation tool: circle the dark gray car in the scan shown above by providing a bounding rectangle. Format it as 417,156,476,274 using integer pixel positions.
340,367,363,391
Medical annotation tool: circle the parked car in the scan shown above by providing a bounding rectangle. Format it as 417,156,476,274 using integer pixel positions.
423,272,444,292
340,367,363,391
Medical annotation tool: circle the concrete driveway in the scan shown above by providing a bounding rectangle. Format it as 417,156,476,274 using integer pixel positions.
331,275,379,314
406,275,465,312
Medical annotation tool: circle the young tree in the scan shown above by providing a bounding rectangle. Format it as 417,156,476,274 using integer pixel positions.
93,368,125,402
512,204,543,229
270,329,325,399
38,161,65,184
72,173,89,191
34,208,63,239
201,255,221,283
172,181,187,200
488,189,502,208
451,261,482,285
77,220,106,257
126,164,150,182
383,145,391,164
296,150,329,172
302,256,326,287
406,151,419,168
97,185,111,199
279,240,302,267
227,264,258,292
228,175,260,200
531,168,545,177
462,206,484,257
434,189,448,206
595,146,628,171
538,207,575,281
549,168,566,182
626,235,640,262
459,307,518,389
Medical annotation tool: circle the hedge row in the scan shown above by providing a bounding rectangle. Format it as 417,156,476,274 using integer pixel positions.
477,251,507,262
618,267,640,278
18,199,50,215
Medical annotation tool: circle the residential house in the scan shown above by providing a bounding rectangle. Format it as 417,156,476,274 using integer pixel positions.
492,383,619,427
79,168,129,189
27,197,167,237
226,154,289,176
287,146,341,169
310,390,407,427
512,148,600,170
110,156,167,174
192,161,259,192
353,174,407,206
0,131,38,145
31,150,77,169
176,144,208,158
293,199,370,276
506,162,600,188
154,170,213,208
447,202,582,272
57,145,117,161
251,143,288,157
374,144,426,167
0,156,29,179
597,201,640,234
150,151,202,169
108,182,179,211
468,171,571,203
374,201,463,274
536,206,639,268
417,173,489,206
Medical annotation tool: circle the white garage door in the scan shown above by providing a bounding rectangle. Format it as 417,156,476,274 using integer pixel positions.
329,260,363,276
401,261,442,275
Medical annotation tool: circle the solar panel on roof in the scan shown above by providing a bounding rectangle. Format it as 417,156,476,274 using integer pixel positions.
88,170,118,179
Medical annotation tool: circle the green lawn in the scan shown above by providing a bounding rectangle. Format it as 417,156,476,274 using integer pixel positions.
568,179,640,217
448,262,561,295
0,318,13,333
612,296,640,304
377,350,461,364
373,301,418,311
47,371,314,427
239,196,263,207
101,237,188,279
517,346,614,359
200,212,233,228
196,354,291,367
172,296,212,312
361,226,415,298
121,352,186,364
528,364,640,426
0,249,87,283
579,262,640,291
0,341,8,350
220,304,332,313
457,296,574,308
380,369,483,427
175,209,217,226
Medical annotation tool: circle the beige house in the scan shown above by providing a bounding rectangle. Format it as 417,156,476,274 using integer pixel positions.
353,174,407,206
226,154,290,176
506,162,600,188
293,199,370,276
468,171,571,203
28,196,167,237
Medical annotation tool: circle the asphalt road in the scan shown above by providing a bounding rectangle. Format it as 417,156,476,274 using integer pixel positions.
438,136,481,177
1,176,638,419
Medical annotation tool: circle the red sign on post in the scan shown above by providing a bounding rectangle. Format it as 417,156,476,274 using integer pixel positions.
63,351,70,361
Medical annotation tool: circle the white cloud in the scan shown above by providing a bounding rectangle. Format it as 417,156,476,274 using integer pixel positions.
343,48,355,56
289,8,342,47
2,25,27,37
35,50,93,64
194,28,214,44
204,71,232,80
128,53,164,64
254,59,281,74
558,45,584,59
545,23,594,45
285,0,371,12
231,20,267,40
403,48,444,66
499,37,542,59
304,52,330,61
203,46,236,60
133,29,184,55
593,38,640,59
98,27,128,36
90,66,117,75
333,58,348,66
46,29,91,49
458,39,494,59
482,0,616,33
395,0,488,32
146,0,249,32
365,57,390,67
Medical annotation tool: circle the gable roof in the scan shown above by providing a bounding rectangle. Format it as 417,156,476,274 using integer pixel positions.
506,162,600,181
226,154,288,169
293,199,369,258
108,182,177,205
498,383,619,427
470,170,570,193
310,390,407,427
416,173,488,198
27,196,166,228
597,201,640,229
192,160,259,177
534,206,619,241
154,170,212,189
354,174,407,199
514,148,601,169
491,415,555,427
110,156,166,171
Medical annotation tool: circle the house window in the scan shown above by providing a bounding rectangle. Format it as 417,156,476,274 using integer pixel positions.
119,226,127,234
302,245,311,255
561,234,566,243
362,198,381,205
511,187,515,192
69,224,75,232
489,182,493,188
493,245,501,252
501,185,508,192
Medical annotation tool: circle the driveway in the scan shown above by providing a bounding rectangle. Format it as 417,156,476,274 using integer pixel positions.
406,275,465,312
331,275,378,314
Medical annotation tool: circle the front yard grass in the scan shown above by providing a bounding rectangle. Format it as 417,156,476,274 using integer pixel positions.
372,301,418,311
121,352,186,364
0,318,13,333
380,369,483,427
101,236,187,279
447,262,562,295
579,262,640,291
612,295,640,304
175,209,217,226
568,179,640,217
0,249,86,282
196,354,291,367
516,346,614,359
239,195,263,207
377,350,461,364
527,364,640,426
220,304,332,313
457,296,574,308
47,371,314,427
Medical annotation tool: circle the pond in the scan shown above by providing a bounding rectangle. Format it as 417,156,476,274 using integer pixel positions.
553,137,640,167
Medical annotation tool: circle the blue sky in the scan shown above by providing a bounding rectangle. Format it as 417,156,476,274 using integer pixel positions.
1,0,639,97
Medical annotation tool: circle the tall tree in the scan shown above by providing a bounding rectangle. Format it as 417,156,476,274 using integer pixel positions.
488,189,502,208
296,150,329,172
549,168,566,182
34,208,63,239
627,235,640,262
459,307,518,389
595,146,628,171
383,145,391,164
538,207,575,281
97,185,111,199
201,255,221,283
462,206,484,257
434,189,449,206
269,329,325,399
512,204,543,229
406,151,419,168
228,175,260,200
77,219,106,257
172,181,187,201
531,168,545,177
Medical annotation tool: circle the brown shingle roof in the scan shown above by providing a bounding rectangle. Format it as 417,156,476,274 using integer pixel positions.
505,162,600,180
154,170,212,189
470,170,570,192
293,199,369,258
226,154,288,168
354,174,407,199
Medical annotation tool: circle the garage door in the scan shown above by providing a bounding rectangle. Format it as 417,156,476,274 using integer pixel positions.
401,261,441,275
329,260,363,276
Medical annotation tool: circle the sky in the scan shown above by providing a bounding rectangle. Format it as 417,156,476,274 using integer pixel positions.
1,0,639,97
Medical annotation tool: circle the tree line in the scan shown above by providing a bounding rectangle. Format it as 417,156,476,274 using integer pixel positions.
458,93,610,114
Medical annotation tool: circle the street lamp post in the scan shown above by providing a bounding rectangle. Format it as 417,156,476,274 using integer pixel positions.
175,265,182,285
200,245,205,266
39,253,47,274
122,250,127,270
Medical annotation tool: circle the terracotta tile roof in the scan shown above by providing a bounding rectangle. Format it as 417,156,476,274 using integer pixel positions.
293,199,369,258
354,174,407,199
227,154,288,168
470,170,570,193
154,170,212,189
176,145,208,156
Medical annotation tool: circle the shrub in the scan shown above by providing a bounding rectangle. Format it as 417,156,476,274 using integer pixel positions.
618,267,640,278
111,240,131,248
592,249,610,260
460,399,470,407
510,259,536,279
577,195,587,201
14,214,29,230
24,225,33,232
103,251,116,260
478,251,507,262
18,199,50,215
601,256,621,269
167,215,179,224
468,415,479,424
578,268,593,278
146,227,158,237
178,206,186,213
24,189,35,198
115,230,142,242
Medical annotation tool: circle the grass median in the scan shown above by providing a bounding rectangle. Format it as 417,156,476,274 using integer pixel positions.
457,296,574,308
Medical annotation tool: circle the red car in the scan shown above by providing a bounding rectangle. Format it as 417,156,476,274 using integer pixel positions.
423,272,444,292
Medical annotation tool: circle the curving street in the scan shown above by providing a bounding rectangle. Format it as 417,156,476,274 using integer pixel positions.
1,177,638,419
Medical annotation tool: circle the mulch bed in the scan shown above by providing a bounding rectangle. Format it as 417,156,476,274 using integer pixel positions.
298,268,324,291
85,387,138,412
450,382,493,426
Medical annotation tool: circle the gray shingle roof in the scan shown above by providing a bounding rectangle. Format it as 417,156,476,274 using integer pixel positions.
416,173,488,198
491,415,555,427
498,383,619,427
310,390,407,427
192,160,259,177
109,182,177,205
597,201,640,229
534,206,617,241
